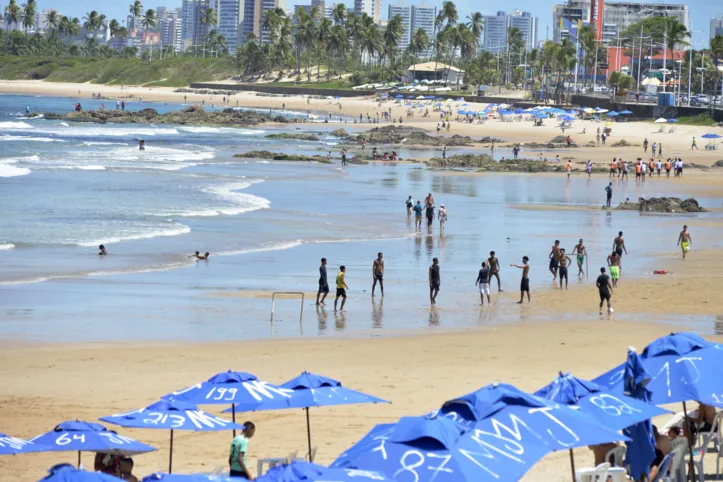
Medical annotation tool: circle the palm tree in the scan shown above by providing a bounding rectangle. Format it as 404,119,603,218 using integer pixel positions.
466,12,483,46
129,0,143,28
432,1,457,82
345,12,363,76
664,17,689,52
327,24,348,80
360,22,381,76
141,9,156,61
45,9,59,34
83,11,101,35
381,15,403,81
5,0,21,31
331,3,346,26
506,26,524,84
108,19,122,39
21,0,36,34
407,28,429,82
316,17,332,79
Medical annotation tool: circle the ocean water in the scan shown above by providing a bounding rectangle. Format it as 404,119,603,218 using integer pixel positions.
1,94,722,341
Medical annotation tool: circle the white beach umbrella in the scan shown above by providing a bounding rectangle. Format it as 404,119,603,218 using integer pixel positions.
654,118,667,123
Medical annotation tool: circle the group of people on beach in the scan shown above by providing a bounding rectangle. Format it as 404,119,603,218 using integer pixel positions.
406,193,447,232
607,156,685,180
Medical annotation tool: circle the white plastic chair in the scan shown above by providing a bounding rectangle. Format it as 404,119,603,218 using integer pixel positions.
576,462,610,482
604,445,626,467
670,438,689,482
696,411,723,453
693,430,717,482
716,417,723,480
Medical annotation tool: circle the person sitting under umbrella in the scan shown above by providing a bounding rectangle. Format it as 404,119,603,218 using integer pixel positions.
229,421,256,480
684,401,717,443
649,425,673,481
94,453,120,476
119,457,138,482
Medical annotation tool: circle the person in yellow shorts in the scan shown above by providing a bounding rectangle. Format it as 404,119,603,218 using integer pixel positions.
677,225,692,259
607,250,621,287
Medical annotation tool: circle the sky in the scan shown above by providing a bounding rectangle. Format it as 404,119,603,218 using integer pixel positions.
35,0,721,47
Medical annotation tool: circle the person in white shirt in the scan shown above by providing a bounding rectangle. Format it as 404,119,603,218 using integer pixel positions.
641,160,647,181
656,160,662,177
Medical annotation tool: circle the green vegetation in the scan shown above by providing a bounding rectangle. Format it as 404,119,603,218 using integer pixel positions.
673,113,716,127
0,56,237,87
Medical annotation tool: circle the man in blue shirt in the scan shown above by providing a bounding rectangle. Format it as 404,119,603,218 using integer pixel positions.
412,200,423,230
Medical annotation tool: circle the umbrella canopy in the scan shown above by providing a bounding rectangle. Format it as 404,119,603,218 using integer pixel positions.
100,400,242,432
0,432,48,455
654,118,667,123
30,421,156,456
667,118,678,123
394,95,403,99
534,113,548,119
143,474,236,482
39,464,123,482
164,371,293,407
701,133,722,139
534,372,669,430
622,349,657,481
593,332,723,406
607,111,620,117
258,462,391,482
619,110,633,115
332,415,548,481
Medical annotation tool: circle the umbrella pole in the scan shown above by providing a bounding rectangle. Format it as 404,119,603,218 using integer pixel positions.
682,402,695,482
169,429,174,474
77,450,81,469
232,404,236,438
569,448,577,482
305,407,313,462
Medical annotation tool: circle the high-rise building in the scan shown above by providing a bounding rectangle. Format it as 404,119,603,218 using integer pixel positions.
410,3,434,57
241,0,279,43
161,10,184,52
711,16,723,39
482,12,509,54
182,0,214,49
388,1,412,50
217,0,243,52
354,0,380,23
156,6,169,21
509,10,537,51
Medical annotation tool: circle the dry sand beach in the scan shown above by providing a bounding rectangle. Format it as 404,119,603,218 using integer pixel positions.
1,79,723,481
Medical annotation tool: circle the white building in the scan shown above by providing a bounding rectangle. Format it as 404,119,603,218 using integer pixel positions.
403,61,464,85
482,10,537,54
411,3,435,58
711,16,723,40
354,0,380,23
388,1,411,50
509,10,537,51
161,10,184,52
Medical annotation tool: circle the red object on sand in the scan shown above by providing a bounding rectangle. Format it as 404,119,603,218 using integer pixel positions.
653,270,668,275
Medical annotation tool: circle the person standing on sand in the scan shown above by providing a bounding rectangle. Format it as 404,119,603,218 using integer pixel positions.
607,251,621,287
372,253,384,296
429,258,440,305
487,251,502,292
597,267,614,314
677,225,692,259
510,256,531,304
605,182,613,208
658,142,663,158
334,266,348,311
572,239,586,276
316,258,329,305
644,138,649,153
476,261,491,306
692,137,698,150
549,240,561,280
558,249,571,289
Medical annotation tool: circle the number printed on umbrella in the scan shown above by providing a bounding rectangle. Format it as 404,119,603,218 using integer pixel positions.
205,387,238,401
394,450,453,482
98,432,135,444
588,394,642,416
55,433,86,445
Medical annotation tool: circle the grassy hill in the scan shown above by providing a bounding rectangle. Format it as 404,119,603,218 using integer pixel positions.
0,56,239,87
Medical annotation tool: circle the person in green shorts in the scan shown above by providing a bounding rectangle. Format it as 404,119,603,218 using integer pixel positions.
677,225,692,259
607,251,621,287
572,239,587,277
229,421,256,479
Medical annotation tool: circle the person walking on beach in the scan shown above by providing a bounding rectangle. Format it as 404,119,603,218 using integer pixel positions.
607,251,621,287
692,137,698,150
488,251,502,292
651,142,657,157
510,256,531,304
406,196,413,217
425,203,435,229
372,253,384,296
429,258,440,305
341,149,347,166
596,267,614,315
476,261,491,306
566,161,572,178
643,138,649,153
613,231,627,271
586,160,592,178
413,200,423,230
656,159,662,177
316,258,329,305
558,249,571,289
658,142,663,158
334,266,348,312
229,421,256,479
622,160,629,180
677,225,692,259
572,239,586,277
549,240,561,280
438,204,447,231
605,182,613,208
665,159,672,178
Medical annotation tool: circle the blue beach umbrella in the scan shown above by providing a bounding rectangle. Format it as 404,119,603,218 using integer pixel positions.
0,432,49,455
394,95,403,99
667,118,678,123
30,421,156,468
622,349,657,482
534,372,669,430
143,473,236,482
257,462,391,482
619,110,633,115
39,464,123,482
607,111,620,117
225,372,389,462
593,332,723,406
701,133,722,139
100,400,242,473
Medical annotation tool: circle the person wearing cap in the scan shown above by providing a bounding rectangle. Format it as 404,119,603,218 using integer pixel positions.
438,204,448,231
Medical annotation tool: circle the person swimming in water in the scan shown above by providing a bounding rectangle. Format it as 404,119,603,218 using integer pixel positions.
139,140,146,151
98,244,108,256
193,251,210,260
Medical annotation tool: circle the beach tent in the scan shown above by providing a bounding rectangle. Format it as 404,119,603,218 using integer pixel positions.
223,372,388,463
100,400,241,473
654,117,667,123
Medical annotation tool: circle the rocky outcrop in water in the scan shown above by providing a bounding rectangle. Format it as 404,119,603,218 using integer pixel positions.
265,133,320,141
233,150,331,162
346,125,473,147
330,128,349,137
425,155,608,172
44,106,287,126
615,197,706,213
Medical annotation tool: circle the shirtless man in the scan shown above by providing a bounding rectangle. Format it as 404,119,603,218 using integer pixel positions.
424,193,434,208
677,225,692,259
487,251,503,292
558,249,572,289
549,240,561,280
572,239,586,276
607,251,621,287
510,256,530,304
613,231,628,269
372,252,384,296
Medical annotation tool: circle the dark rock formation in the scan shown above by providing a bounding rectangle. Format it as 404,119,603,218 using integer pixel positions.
265,133,320,141
347,125,473,146
233,150,331,163
615,197,706,213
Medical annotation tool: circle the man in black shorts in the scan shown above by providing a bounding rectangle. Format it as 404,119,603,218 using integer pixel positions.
425,204,435,229
549,240,561,280
613,231,627,269
558,249,571,289
487,251,502,292
316,258,329,305
596,267,614,314
372,252,384,296
334,265,348,312
510,256,530,304
429,258,440,305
